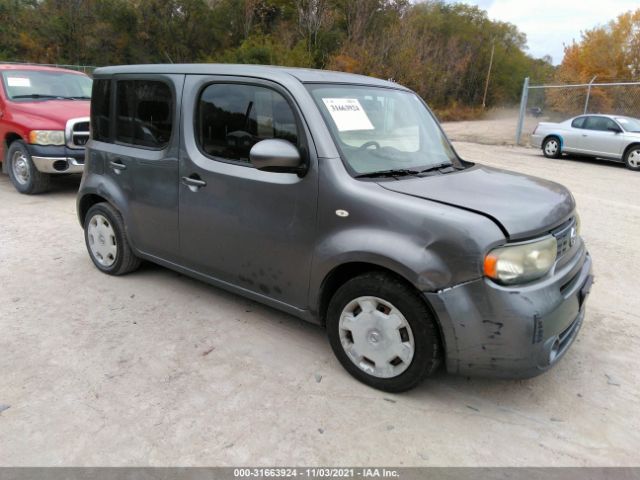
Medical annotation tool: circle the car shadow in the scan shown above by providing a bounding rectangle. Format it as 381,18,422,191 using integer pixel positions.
561,154,626,170
135,261,533,400
47,174,83,194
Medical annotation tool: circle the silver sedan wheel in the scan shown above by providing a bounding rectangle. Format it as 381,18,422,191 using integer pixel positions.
11,150,31,185
338,296,415,378
544,139,559,156
87,214,118,267
628,149,640,168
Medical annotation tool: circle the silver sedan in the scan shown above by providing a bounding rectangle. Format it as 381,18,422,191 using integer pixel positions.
531,114,640,171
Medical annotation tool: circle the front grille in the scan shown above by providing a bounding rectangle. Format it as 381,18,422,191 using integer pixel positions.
66,117,90,149
552,217,578,259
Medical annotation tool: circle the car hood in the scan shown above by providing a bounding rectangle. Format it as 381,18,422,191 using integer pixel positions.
9,100,89,125
379,165,575,240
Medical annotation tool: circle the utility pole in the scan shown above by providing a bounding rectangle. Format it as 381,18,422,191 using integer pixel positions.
482,40,495,109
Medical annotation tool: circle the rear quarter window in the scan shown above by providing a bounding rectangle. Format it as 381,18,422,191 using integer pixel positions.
571,117,586,128
91,79,111,142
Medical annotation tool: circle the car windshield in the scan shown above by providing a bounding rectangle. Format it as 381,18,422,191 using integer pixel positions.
307,84,458,176
1,70,92,100
615,117,640,133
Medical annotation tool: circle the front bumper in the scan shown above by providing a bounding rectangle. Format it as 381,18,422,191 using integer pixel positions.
425,242,593,379
26,144,85,174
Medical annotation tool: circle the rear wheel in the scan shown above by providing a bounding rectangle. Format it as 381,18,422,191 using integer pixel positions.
84,202,141,275
624,146,640,171
6,140,51,194
326,272,441,392
542,137,561,159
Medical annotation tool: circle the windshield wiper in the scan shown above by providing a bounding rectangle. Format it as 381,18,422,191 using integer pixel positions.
12,94,61,99
416,162,456,174
355,168,421,179
11,94,90,100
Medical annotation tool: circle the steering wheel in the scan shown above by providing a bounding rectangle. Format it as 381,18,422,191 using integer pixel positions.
359,141,380,150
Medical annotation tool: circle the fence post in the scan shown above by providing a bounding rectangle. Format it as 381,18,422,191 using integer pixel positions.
584,75,597,114
515,77,529,146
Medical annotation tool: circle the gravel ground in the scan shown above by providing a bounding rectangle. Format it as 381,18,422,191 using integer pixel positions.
0,142,639,466
442,111,541,146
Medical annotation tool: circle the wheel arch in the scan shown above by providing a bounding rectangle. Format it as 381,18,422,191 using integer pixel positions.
317,261,448,369
78,193,114,226
2,133,24,173
543,133,563,149
623,142,640,158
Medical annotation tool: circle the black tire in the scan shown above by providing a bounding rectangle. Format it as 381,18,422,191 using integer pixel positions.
326,272,441,392
6,140,51,194
624,145,640,171
542,136,562,159
84,202,141,275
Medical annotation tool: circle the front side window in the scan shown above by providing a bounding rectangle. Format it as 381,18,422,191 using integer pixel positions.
91,79,111,142
197,83,299,163
584,116,618,132
1,70,92,100
115,80,173,149
306,84,457,176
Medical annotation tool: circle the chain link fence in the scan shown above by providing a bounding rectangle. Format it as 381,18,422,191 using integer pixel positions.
516,78,640,145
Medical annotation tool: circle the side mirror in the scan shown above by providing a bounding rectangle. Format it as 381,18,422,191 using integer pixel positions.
249,139,304,174
608,126,622,133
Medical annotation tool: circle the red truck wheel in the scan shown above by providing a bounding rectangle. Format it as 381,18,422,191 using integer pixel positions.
6,140,51,194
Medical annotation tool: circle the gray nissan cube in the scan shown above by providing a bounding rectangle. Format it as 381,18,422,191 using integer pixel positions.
77,64,593,392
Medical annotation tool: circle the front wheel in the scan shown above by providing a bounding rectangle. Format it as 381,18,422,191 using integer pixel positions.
6,140,51,194
326,272,441,392
84,202,141,276
542,137,561,159
624,146,640,171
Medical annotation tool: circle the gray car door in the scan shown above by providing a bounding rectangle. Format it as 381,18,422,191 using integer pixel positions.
178,76,319,309
104,74,183,260
581,116,625,158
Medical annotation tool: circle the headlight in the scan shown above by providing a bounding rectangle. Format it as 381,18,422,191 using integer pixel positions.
28,130,65,146
484,236,557,285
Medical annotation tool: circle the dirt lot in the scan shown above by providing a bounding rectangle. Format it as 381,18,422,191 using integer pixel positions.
1,142,639,466
442,110,541,146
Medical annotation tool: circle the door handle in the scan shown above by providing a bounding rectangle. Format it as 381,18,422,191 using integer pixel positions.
109,160,127,173
181,175,207,191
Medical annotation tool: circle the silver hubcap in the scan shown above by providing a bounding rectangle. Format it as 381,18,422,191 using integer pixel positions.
545,140,558,156
11,150,31,185
628,149,640,168
87,214,117,267
339,296,415,378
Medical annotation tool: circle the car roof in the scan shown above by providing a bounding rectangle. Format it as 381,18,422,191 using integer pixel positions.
0,63,88,76
93,63,407,90
574,113,638,121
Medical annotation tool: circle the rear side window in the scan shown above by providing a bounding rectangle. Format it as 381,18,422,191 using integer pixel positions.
571,117,586,129
197,83,299,163
115,80,173,149
91,79,111,142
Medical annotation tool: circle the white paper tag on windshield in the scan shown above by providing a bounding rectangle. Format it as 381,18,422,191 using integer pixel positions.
7,77,31,87
322,98,374,132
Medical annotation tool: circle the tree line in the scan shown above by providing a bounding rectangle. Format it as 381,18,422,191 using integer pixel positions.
1,0,555,117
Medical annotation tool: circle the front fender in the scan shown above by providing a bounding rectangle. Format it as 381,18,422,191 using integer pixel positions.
310,228,452,298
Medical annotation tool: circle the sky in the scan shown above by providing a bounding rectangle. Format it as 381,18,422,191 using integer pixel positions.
448,0,639,65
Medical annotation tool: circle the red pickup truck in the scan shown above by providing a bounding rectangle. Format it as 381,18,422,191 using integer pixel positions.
0,64,91,194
